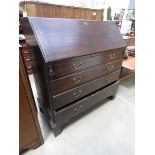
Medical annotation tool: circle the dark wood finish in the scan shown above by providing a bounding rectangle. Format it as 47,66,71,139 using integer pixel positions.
21,17,126,136
19,7,33,75
55,81,119,126
20,1,104,20
19,41,33,75
19,51,43,151
19,7,23,34
48,48,124,79
53,70,120,110
124,36,135,46
50,60,122,95
21,17,126,62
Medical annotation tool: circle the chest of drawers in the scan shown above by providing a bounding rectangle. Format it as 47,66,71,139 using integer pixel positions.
21,17,126,136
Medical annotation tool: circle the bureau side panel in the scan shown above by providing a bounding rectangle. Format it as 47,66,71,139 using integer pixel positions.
21,17,54,122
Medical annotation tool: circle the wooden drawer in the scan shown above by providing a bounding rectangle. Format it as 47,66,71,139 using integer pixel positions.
26,65,32,73
24,59,32,68
22,48,31,58
22,52,31,59
20,42,33,75
53,70,120,110
50,59,122,95
23,54,32,61
48,48,124,79
24,63,32,73
54,81,119,126
24,55,32,63
20,43,32,61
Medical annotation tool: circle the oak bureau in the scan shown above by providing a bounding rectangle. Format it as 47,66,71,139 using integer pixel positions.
21,17,126,136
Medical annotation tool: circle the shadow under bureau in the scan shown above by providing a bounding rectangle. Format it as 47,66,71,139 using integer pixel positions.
21,17,126,136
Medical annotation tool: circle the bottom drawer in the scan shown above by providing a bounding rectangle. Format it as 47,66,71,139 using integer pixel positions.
54,81,119,126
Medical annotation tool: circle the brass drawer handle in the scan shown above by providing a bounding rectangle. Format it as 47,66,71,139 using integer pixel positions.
26,58,31,61
23,51,29,54
107,65,114,71
110,53,116,60
27,66,31,69
73,90,82,98
73,76,81,84
74,107,78,111
106,77,112,83
50,71,55,77
74,104,83,112
49,69,53,73
49,66,55,77
73,62,82,70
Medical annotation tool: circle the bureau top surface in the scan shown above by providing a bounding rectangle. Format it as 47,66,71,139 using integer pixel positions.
22,17,126,63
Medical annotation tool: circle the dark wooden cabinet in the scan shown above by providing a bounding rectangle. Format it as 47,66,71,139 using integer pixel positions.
19,51,43,152
21,17,126,137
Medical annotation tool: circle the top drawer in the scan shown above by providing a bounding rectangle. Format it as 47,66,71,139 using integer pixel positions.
48,48,124,80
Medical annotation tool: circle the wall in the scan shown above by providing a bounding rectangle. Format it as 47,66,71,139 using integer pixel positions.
20,0,132,21
25,0,106,9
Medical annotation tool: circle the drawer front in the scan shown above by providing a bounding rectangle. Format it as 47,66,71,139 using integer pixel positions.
53,70,120,110
48,48,124,79
20,42,33,75
54,81,119,126
23,53,32,62
22,52,31,59
22,48,32,59
21,43,32,62
50,59,122,95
